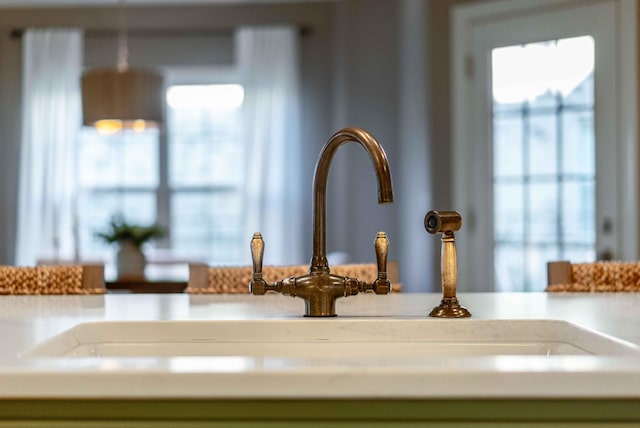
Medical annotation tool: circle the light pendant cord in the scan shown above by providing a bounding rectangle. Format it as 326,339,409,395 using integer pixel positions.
116,0,129,72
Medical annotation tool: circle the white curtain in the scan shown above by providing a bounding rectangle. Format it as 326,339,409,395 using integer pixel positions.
238,26,303,265
16,29,83,266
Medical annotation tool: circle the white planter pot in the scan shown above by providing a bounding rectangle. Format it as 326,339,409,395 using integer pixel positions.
116,241,146,280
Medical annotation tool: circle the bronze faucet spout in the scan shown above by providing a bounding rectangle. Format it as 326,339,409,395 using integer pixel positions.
311,127,394,272
250,127,394,317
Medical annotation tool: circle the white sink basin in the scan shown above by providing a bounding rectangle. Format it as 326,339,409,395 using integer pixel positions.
23,319,640,359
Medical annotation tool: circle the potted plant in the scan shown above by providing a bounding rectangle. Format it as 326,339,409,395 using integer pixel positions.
96,217,165,280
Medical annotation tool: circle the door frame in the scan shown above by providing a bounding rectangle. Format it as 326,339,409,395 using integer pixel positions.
451,0,638,291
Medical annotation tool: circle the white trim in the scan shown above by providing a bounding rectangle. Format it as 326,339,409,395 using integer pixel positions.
451,2,477,290
452,0,597,20
618,0,638,261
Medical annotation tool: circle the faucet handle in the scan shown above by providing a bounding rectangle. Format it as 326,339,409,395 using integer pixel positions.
372,231,391,294
251,232,264,276
250,232,268,295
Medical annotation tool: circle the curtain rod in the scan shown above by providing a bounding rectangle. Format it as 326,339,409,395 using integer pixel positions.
10,26,312,40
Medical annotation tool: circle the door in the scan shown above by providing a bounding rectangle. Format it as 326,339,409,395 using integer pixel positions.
452,0,637,291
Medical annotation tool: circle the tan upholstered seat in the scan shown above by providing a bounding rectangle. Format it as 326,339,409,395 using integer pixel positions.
0,265,106,295
546,260,640,292
187,261,401,294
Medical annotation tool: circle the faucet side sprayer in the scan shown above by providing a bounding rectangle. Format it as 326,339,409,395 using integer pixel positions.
424,210,471,318
250,127,394,317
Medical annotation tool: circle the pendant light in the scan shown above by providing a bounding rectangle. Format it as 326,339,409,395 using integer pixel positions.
81,0,163,135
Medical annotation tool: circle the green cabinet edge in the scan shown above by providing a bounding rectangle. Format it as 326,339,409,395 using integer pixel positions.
0,399,639,424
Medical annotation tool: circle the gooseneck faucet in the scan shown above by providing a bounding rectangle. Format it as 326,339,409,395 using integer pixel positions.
250,127,394,317
312,127,394,272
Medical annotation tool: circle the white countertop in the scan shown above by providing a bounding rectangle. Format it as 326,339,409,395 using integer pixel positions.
1,292,640,399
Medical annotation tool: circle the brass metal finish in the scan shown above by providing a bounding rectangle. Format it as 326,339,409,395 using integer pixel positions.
250,127,394,317
370,232,392,295
425,210,471,318
249,232,269,295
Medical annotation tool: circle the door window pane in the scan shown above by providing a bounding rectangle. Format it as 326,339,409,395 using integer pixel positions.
528,113,557,176
564,73,594,106
562,110,594,175
492,35,595,291
494,244,524,292
527,182,558,244
561,180,595,244
525,245,559,292
493,115,523,178
494,182,524,242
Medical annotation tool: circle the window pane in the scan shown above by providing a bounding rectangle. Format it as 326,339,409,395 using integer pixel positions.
492,36,594,107
166,84,246,266
562,246,596,264
169,138,243,187
494,244,523,292
77,191,157,257
559,36,595,106
529,91,556,110
167,84,245,188
525,245,559,291
78,128,159,188
528,182,558,244
493,114,523,178
562,110,594,175
561,180,595,244
494,182,523,242
171,192,245,265
528,113,557,176
491,35,595,291
564,73,594,106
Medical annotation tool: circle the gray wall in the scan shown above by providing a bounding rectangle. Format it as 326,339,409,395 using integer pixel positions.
0,33,21,268
0,0,465,292
328,0,444,291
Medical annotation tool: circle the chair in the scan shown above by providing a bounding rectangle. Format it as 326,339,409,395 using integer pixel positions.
187,261,401,294
143,249,206,281
547,260,640,292
0,264,106,295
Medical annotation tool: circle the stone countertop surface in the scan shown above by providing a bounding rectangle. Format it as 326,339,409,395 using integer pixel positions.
1,292,640,399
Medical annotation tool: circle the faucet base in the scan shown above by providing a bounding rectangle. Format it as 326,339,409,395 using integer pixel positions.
428,297,471,318
304,313,338,318
282,273,360,317
303,294,339,317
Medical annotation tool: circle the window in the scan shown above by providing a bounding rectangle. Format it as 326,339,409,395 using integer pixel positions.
166,84,245,263
77,128,160,262
76,83,245,277
492,36,596,291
